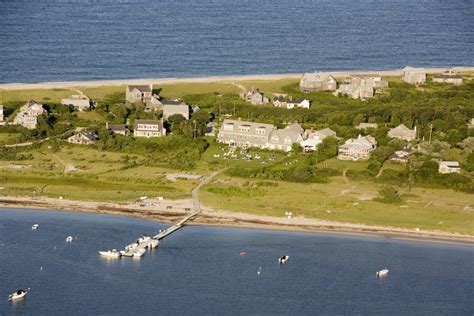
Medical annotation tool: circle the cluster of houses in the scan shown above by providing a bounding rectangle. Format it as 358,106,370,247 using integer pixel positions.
298,67,463,100
242,89,311,109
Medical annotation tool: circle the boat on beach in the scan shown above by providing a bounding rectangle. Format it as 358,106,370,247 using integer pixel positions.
376,268,389,277
99,249,122,258
8,289,27,301
279,255,289,264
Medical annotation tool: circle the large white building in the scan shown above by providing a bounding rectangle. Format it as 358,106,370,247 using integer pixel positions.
13,100,46,129
402,66,426,84
133,119,166,138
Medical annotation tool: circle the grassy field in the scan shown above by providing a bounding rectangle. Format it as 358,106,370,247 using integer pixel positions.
200,175,474,235
0,144,196,202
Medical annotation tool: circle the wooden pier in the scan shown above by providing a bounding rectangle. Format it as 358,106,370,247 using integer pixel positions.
120,210,201,258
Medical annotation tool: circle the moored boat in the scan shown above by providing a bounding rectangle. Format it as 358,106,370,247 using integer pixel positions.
132,248,146,258
279,255,289,264
137,235,151,244
8,289,27,301
31,224,39,230
98,249,122,259
376,268,389,277
66,236,74,243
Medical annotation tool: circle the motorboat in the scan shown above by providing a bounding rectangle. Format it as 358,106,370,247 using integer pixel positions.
98,249,122,259
31,224,39,230
376,268,389,277
279,255,289,264
132,248,146,258
137,235,151,244
125,243,139,251
66,236,74,243
8,289,27,301
147,239,159,249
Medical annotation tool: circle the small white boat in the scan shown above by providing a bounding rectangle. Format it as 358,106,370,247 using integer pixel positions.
279,255,290,264
8,289,27,301
31,224,39,230
376,268,389,277
137,235,151,244
132,248,146,258
147,239,159,249
125,243,139,251
98,249,122,259
66,236,74,243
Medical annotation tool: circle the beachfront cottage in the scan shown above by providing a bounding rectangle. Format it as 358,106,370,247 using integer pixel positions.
432,69,463,85
356,122,378,130
0,105,4,126
67,131,99,145
162,100,190,120
106,122,130,136
242,89,269,105
389,150,410,164
300,72,337,92
133,119,166,138
13,100,46,129
438,161,461,174
388,124,416,141
217,119,304,152
337,135,377,160
300,128,337,152
126,84,161,105
402,66,426,84
61,94,93,111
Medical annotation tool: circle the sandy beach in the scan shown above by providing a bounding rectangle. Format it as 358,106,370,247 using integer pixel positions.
0,196,473,247
1,67,473,90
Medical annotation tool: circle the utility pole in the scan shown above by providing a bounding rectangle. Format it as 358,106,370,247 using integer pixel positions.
193,120,197,139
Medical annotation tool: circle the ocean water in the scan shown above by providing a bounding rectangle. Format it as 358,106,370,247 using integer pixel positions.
0,0,473,83
0,208,472,315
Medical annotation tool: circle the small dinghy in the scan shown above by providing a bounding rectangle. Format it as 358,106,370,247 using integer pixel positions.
31,224,39,230
376,268,389,277
66,236,74,243
279,255,289,264
98,249,121,259
8,289,27,301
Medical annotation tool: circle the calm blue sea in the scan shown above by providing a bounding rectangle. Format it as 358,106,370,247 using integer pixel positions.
0,208,473,315
0,0,473,83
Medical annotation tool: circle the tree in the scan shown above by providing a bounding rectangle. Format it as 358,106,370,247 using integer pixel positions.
374,186,402,204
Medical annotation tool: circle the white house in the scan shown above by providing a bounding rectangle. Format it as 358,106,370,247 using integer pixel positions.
438,161,461,174
300,128,336,152
133,119,166,138
13,100,46,129
432,69,463,85
242,89,269,105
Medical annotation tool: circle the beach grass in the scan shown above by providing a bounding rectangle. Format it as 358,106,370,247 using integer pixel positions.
199,175,474,235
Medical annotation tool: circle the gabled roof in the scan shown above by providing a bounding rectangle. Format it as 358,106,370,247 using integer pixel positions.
315,127,336,138
127,85,152,93
302,72,335,83
108,124,128,132
439,161,460,168
135,119,162,126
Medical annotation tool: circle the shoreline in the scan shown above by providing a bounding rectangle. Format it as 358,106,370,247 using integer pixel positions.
0,66,473,90
1,196,473,248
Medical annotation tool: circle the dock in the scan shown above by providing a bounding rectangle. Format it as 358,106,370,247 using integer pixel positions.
119,210,201,258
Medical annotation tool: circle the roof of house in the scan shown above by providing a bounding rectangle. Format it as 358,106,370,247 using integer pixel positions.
108,124,128,131
403,66,426,73
269,128,302,145
342,135,377,149
388,124,416,138
302,72,335,83
439,161,460,168
284,123,304,134
163,104,189,117
162,99,185,106
314,127,336,138
135,119,162,126
356,122,378,129
127,85,152,93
